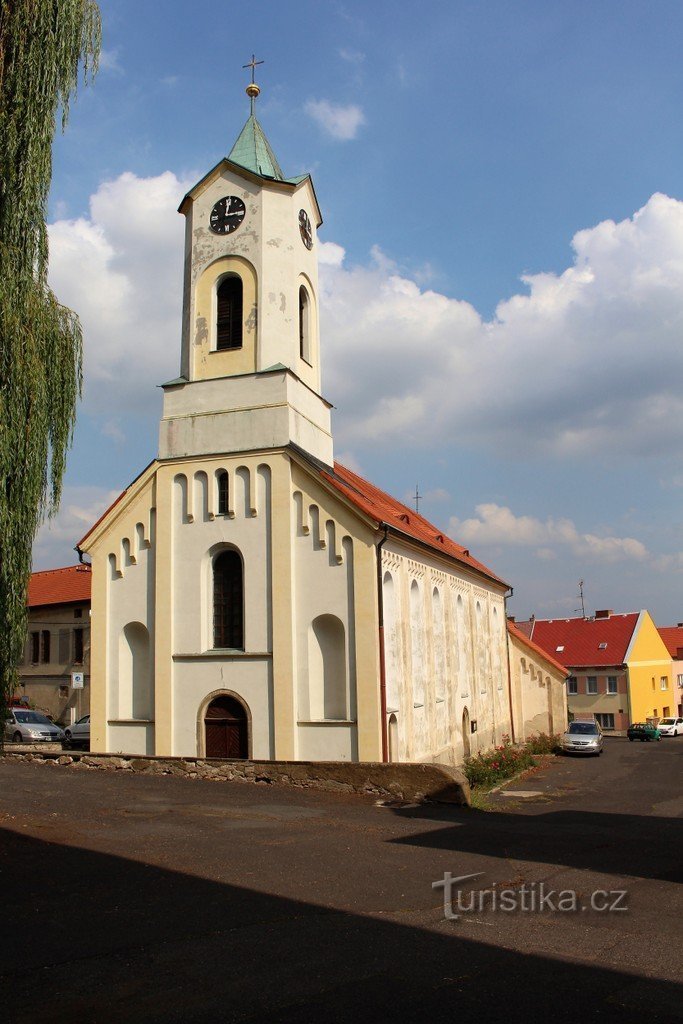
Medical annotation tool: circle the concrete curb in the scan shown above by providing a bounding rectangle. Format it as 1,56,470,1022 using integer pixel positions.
1,751,471,805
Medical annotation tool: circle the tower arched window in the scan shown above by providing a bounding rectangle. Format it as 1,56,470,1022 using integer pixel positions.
299,285,311,364
217,471,229,515
216,275,243,350
213,550,243,649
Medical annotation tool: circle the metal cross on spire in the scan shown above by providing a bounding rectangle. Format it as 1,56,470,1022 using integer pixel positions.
243,54,264,83
242,54,264,114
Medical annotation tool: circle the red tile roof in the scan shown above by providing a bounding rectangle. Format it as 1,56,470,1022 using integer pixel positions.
511,619,533,639
28,564,91,608
507,620,568,676
528,613,639,668
657,626,683,659
321,461,509,588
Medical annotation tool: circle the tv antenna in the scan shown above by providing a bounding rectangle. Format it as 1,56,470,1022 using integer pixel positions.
575,579,586,618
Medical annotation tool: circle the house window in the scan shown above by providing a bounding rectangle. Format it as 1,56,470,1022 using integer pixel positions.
299,285,311,364
213,550,243,650
216,276,243,350
217,471,229,515
595,713,614,730
30,632,40,664
74,628,84,665
607,676,618,694
660,676,668,691
41,630,51,664
677,674,683,688
74,607,83,619
567,676,578,695
663,706,670,717
586,676,598,694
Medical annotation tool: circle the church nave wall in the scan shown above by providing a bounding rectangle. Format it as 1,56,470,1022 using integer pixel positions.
381,542,511,766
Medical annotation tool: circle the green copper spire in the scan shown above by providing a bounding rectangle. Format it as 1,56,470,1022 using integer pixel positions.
228,113,285,180
228,54,284,180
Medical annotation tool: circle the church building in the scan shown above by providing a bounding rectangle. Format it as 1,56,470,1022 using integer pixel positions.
78,74,518,766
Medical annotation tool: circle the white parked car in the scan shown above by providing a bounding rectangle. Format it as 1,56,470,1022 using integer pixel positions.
657,716,683,737
64,714,90,749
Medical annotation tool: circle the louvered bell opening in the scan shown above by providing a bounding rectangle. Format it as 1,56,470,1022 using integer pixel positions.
216,276,243,350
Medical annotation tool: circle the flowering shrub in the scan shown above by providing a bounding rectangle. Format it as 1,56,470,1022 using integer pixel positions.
464,737,534,789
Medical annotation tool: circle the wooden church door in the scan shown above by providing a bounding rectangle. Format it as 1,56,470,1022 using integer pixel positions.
204,696,249,759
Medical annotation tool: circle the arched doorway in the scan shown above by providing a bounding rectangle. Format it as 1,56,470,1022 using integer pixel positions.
462,707,471,759
204,695,249,759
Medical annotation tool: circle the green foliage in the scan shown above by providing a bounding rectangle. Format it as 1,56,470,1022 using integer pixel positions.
0,1,100,743
524,732,562,755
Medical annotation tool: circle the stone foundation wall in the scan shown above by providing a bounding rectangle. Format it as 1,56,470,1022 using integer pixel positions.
1,751,470,805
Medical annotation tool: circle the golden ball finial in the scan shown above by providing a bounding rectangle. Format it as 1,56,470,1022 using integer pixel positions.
246,82,260,99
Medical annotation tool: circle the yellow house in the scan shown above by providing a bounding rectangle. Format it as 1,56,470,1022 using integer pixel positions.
520,609,674,730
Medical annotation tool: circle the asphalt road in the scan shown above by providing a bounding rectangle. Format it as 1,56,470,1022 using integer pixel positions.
1,738,681,1023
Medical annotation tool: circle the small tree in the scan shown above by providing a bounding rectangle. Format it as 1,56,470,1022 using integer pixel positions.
0,1,101,742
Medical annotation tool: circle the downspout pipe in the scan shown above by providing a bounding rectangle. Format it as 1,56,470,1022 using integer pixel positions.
503,588,516,744
377,524,390,762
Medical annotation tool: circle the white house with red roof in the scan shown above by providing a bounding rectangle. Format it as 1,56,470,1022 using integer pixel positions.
79,83,520,765
17,565,91,722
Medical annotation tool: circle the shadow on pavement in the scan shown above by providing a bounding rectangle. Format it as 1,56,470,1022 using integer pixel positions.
388,804,682,884
1,825,680,1024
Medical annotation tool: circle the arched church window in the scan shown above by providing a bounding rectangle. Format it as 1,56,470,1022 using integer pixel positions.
213,550,243,649
216,275,243,350
217,471,229,515
299,285,311,364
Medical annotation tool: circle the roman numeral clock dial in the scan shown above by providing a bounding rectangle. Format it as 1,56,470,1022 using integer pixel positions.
209,195,246,235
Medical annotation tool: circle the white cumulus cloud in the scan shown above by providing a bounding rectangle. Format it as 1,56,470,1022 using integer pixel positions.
305,99,365,140
448,503,649,564
48,171,192,413
321,192,683,458
33,486,122,568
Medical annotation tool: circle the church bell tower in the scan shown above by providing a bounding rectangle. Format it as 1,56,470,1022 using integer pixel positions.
159,62,333,466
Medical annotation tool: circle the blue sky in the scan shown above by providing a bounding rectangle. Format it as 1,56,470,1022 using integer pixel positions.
38,0,683,624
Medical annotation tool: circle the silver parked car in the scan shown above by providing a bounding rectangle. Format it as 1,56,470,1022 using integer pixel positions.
64,714,90,749
561,720,604,756
4,709,65,744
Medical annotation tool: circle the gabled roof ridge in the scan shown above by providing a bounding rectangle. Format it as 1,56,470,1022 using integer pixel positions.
30,563,91,576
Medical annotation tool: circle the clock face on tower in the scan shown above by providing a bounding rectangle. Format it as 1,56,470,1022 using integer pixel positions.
299,209,313,250
209,196,246,235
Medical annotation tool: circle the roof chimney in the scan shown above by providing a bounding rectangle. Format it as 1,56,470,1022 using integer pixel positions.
677,622,683,628
595,609,612,619
508,615,516,623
